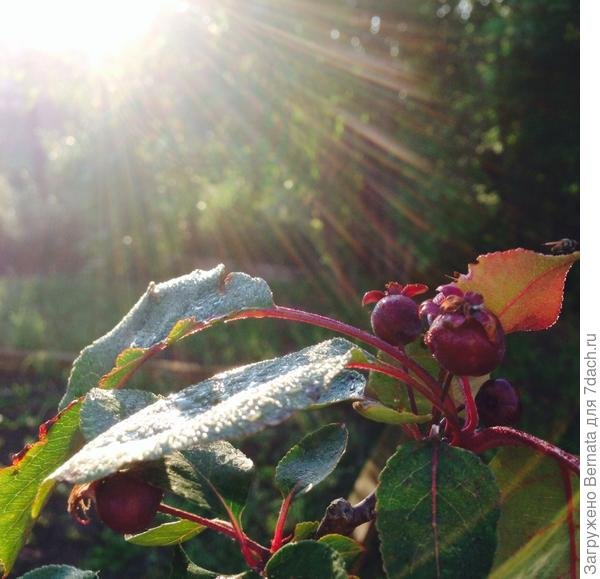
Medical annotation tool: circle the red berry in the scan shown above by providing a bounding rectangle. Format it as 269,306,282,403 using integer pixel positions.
475,378,521,426
95,473,163,534
423,289,505,376
371,294,422,346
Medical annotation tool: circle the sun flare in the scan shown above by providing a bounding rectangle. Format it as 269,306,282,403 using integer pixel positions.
0,0,171,60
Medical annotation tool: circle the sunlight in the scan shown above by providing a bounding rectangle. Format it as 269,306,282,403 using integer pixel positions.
0,0,171,59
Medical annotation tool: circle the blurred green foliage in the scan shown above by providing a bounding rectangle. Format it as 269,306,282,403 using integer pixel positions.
0,0,578,576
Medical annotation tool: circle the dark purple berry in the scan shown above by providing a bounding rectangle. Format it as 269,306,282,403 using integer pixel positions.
95,473,163,534
475,378,521,426
363,282,428,346
423,288,505,376
371,295,422,346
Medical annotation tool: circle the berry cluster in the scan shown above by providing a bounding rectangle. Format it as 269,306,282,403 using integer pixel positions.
364,282,521,428
364,283,506,377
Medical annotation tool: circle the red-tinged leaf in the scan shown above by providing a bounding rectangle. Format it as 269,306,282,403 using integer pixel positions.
98,347,149,389
454,248,579,333
0,402,82,577
165,317,199,345
98,319,201,390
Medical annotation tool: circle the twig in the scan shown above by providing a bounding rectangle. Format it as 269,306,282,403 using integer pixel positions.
315,491,377,538
464,426,580,475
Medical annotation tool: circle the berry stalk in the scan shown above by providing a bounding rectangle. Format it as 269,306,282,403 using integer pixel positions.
156,504,269,564
347,361,461,438
458,376,478,433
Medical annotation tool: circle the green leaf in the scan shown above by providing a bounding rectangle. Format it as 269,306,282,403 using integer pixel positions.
318,534,364,568
49,339,368,484
17,564,97,578
169,548,218,578
61,265,274,408
369,347,487,417
352,400,431,425
489,447,579,578
81,388,159,441
275,424,348,496
377,441,500,579
265,541,348,579
292,521,319,541
126,519,204,546
169,548,259,578
454,248,579,333
0,402,82,577
365,350,428,413
144,442,254,519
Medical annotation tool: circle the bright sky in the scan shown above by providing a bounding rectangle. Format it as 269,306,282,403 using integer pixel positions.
0,0,172,59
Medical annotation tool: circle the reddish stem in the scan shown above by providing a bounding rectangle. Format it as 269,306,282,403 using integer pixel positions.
211,484,267,570
157,503,237,538
229,306,442,398
271,491,295,553
348,361,439,410
403,423,423,441
560,468,578,578
458,376,478,433
348,361,460,437
157,504,269,564
464,426,580,475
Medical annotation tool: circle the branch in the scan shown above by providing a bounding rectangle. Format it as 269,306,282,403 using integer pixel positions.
157,503,269,563
228,306,443,398
464,426,580,475
315,491,377,538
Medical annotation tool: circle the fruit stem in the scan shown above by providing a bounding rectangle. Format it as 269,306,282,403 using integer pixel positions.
463,426,580,474
229,306,442,398
212,487,267,570
401,359,424,437
157,503,237,538
270,491,295,553
347,362,442,414
157,504,269,564
440,371,453,403
458,377,478,433
431,371,454,427
347,361,461,438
